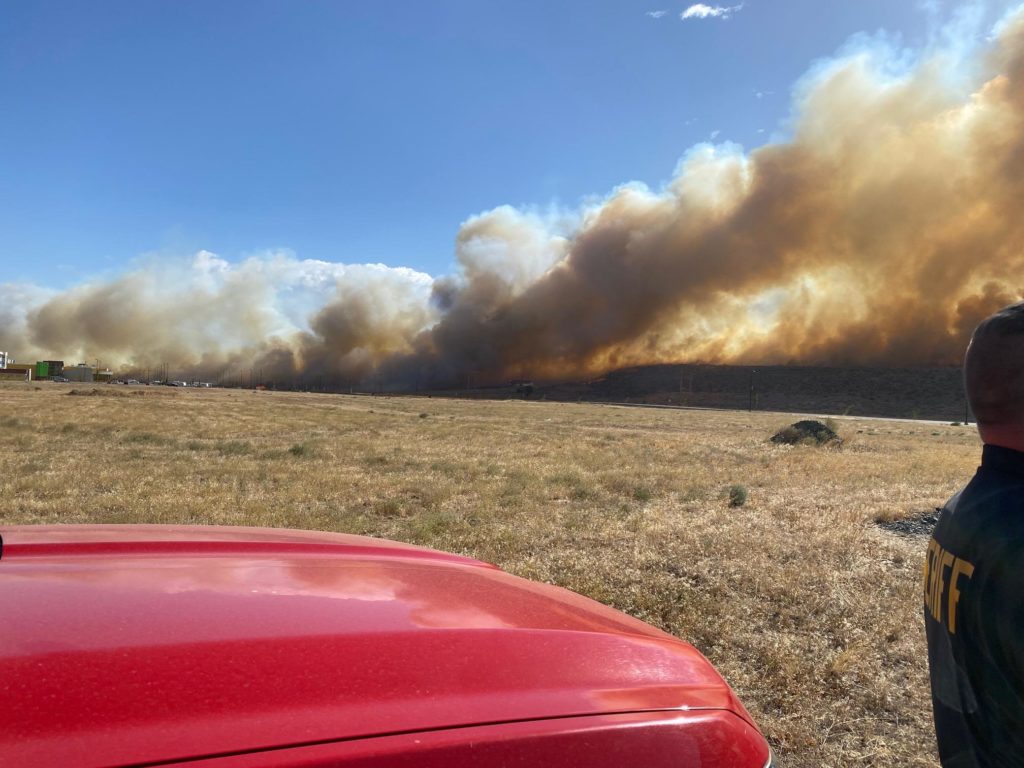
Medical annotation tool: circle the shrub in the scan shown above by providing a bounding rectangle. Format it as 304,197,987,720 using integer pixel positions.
633,486,654,502
288,442,311,458
374,498,403,517
770,420,842,447
569,483,595,501
125,432,167,445
728,484,748,507
216,440,252,456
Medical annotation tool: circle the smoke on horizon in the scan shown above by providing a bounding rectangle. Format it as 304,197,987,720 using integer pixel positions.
5,9,1024,388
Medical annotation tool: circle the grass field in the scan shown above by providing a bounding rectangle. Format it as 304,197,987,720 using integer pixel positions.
0,382,980,767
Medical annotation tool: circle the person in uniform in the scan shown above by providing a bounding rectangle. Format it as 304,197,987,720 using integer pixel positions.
925,302,1024,767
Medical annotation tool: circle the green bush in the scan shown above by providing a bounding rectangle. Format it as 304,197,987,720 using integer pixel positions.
728,484,748,507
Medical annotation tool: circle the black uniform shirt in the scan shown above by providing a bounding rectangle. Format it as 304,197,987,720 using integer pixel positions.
926,444,1024,768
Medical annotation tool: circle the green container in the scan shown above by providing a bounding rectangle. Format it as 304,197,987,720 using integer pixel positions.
35,361,49,379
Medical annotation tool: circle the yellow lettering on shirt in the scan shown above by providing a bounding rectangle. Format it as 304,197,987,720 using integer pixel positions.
924,539,938,616
923,537,975,635
938,549,955,618
948,558,975,635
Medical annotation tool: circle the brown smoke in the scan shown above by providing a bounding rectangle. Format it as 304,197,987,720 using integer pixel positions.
381,12,1024,386
5,11,1024,387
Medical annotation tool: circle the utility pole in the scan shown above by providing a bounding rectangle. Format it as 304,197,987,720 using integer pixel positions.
749,368,756,412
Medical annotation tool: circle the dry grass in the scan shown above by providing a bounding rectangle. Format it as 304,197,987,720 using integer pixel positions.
0,382,979,767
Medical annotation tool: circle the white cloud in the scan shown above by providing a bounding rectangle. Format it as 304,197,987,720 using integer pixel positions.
755,89,774,99
681,3,744,20
645,9,668,18
710,129,721,139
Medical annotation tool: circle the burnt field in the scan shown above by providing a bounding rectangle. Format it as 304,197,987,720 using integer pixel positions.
438,364,970,422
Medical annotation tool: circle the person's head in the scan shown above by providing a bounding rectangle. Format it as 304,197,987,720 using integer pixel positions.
965,301,1024,449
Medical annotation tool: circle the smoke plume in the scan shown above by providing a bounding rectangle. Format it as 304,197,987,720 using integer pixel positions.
6,8,1024,388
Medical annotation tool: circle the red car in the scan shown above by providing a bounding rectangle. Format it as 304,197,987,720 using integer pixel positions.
1,525,775,767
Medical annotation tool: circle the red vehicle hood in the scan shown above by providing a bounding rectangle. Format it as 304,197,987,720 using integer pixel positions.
0,525,753,767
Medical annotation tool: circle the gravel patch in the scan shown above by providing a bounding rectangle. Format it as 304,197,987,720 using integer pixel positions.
877,508,941,537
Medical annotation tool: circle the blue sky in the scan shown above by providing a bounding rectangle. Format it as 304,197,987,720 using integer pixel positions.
0,1,1005,288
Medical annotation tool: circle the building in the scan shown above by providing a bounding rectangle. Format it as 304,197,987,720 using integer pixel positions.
43,360,64,378
0,351,7,369
4,363,34,381
0,368,29,382
64,364,94,383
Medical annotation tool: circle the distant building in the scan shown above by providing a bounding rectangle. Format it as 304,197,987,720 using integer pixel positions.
94,369,114,383
4,363,34,381
43,360,64,378
0,352,8,369
65,364,95,383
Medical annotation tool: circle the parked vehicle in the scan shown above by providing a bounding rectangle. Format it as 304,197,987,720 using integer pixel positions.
0,525,775,767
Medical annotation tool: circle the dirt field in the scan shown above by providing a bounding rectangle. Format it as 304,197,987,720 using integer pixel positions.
0,382,981,767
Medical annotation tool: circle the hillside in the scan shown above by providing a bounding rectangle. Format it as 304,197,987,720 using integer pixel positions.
435,364,970,422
